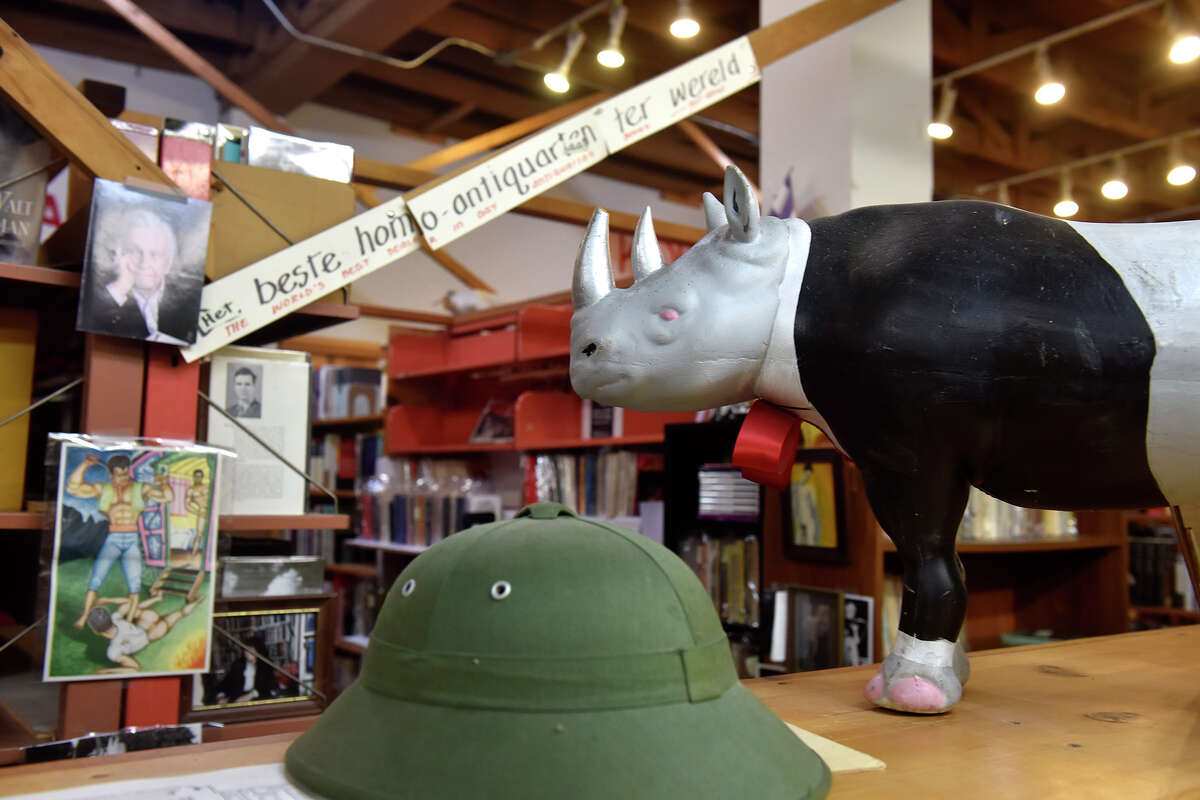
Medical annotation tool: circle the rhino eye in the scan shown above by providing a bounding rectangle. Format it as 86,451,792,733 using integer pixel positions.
659,309,680,322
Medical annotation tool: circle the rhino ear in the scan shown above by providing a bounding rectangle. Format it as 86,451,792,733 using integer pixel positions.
702,192,725,232
722,165,759,243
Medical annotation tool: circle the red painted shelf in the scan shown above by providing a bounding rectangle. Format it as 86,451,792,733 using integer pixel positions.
0,512,45,530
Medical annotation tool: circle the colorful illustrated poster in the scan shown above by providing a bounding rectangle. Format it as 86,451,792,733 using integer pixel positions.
44,437,226,681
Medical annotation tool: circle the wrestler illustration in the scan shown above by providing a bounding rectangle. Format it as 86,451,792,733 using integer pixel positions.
67,453,174,628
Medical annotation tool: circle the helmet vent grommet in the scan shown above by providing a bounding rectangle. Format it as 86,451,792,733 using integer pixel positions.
491,580,512,600
401,579,416,597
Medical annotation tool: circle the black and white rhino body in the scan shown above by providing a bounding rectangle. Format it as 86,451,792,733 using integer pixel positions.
569,165,1200,713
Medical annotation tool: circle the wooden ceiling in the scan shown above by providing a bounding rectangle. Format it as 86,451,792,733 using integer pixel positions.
2,0,1198,222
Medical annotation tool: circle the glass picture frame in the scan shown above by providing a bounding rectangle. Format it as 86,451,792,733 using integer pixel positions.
781,449,848,564
182,593,334,724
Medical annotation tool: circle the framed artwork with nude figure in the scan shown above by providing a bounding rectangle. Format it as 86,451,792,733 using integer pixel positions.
42,435,230,681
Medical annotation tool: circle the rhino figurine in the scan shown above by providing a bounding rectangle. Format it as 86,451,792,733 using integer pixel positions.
569,164,1200,714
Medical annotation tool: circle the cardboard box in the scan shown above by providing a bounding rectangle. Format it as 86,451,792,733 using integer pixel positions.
205,160,355,280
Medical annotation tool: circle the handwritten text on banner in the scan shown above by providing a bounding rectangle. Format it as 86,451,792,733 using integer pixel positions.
407,116,609,249
593,37,759,154
180,195,418,362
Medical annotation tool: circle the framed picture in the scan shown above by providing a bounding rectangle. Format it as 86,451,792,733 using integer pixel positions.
842,592,875,666
182,594,334,723
43,437,224,682
790,586,843,672
75,178,212,346
782,449,847,563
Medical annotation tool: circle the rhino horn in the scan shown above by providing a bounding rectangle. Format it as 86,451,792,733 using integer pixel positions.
702,192,725,232
631,207,665,282
723,165,760,243
573,208,614,308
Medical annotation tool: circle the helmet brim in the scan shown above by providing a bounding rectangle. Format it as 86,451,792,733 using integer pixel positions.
286,678,830,799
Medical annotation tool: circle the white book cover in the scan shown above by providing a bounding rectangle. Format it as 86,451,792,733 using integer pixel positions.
207,345,311,514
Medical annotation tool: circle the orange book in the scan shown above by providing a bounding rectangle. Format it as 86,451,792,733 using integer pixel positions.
0,309,36,510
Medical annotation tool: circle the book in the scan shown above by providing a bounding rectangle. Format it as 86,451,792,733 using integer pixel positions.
0,100,50,265
246,126,354,184
160,119,215,201
0,309,36,510
215,123,248,164
207,345,312,514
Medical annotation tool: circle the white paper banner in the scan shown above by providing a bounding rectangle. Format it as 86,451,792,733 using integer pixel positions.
407,115,610,249
180,195,418,362
592,36,759,154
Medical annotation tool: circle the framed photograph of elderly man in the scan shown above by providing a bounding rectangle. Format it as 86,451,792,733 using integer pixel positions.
75,178,212,345
43,435,228,682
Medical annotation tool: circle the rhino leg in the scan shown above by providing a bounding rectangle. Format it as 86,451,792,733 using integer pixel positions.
859,456,970,714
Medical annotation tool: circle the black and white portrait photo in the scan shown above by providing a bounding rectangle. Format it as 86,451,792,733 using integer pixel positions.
227,363,263,419
75,179,212,345
842,593,874,667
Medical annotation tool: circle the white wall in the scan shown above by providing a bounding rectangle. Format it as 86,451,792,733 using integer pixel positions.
33,44,708,343
760,0,931,217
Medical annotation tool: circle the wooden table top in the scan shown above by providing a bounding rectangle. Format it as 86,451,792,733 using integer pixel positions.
4,626,1199,798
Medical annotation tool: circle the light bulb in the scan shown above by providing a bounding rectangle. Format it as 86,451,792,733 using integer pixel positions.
1053,199,1079,217
1035,81,1066,105
1170,33,1200,63
1167,163,1197,185
544,72,570,93
597,48,624,68
670,16,700,38
1101,179,1128,200
927,121,953,140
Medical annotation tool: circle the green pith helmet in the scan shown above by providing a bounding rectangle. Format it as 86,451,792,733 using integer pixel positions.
286,503,830,799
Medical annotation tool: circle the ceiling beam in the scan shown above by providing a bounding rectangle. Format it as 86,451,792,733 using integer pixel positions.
234,0,455,114
43,0,260,46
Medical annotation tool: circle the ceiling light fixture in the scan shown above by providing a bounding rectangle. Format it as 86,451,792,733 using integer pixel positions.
1034,46,1066,105
1165,2,1200,63
1101,156,1129,199
597,3,628,68
1053,171,1079,218
1166,138,1197,185
544,26,585,93
670,0,700,39
927,81,957,140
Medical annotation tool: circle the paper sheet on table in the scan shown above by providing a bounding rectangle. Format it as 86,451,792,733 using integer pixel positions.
787,722,886,773
22,762,324,800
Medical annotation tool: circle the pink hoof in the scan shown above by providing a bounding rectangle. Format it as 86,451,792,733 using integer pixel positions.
889,676,947,712
864,671,884,702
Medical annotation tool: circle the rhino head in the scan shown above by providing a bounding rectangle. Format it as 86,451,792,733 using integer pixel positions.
570,165,799,411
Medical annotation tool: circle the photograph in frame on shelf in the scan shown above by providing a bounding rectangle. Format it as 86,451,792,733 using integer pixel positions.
186,595,332,722
219,556,325,599
782,448,847,563
43,435,228,682
842,592,874,666
790,586,844,672
206,345,311,515
75,178,213,346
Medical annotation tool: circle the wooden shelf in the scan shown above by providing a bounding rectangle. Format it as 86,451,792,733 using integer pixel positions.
881,534,1124,554
325,562,378,578
309,488,356,499
0,262,81,288
389,441,516,455
1132,605,1200,622
334,635,369,655
240,301,360,346
0,512,45,530
218,513,350,531
312,413,385,430
345,538,427,555
518,434,677,451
